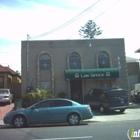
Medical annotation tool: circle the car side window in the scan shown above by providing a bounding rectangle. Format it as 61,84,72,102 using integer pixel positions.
100,92,106,98
93,90,98,97
93,89,103,98
35,100,51,108
89,89,94,96
51,100,72,107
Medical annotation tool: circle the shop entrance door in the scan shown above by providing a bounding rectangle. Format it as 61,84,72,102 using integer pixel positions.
70,80,83,103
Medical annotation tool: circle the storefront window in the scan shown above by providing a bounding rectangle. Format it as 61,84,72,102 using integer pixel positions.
69,53,81,69
98,52,110,68
39,54,51,70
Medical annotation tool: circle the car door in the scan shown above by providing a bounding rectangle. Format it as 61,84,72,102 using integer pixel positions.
92,89,101,107
28,100,52,124
84,89,94,105
49,100,72,123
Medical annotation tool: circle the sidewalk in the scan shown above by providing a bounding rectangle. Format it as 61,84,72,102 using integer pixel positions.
0,103,14,126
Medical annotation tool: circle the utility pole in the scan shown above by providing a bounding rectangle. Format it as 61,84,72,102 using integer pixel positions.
26,34,29,93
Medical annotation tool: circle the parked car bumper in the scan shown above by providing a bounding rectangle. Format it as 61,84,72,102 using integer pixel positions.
108,105,130,111
3,115,13,125
0,98,11,103
82,112,93,120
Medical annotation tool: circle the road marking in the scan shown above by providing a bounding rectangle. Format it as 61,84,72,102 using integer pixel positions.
33,136,93,140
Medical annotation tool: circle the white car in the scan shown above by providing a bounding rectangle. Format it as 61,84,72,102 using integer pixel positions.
0,89,13,104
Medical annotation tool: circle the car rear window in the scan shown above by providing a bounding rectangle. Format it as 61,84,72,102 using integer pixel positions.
0,90,9,94
107,89,127,97
51,100,72,107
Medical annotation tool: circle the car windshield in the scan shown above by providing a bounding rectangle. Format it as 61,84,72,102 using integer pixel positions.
107,90,127,97
0,90,8,94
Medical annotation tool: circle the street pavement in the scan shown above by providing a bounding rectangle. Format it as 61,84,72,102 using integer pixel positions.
85,102,140,122
0,102,140,126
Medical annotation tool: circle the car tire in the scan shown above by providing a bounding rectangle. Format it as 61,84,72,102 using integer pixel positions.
120,109,125,113
100,105,105,113
68,113,80,125
13,115,26,128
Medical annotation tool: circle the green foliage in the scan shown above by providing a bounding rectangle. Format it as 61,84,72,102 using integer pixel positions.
58,92,67,98
79,20,102,39
22,88,55,107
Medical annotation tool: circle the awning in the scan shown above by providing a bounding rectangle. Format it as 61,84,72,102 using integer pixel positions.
65,68,119,80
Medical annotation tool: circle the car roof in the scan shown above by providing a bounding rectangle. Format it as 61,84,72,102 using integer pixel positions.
42,98,73,102
92,87,125,91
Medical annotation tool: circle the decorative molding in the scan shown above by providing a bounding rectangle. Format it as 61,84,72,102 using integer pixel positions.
96,49,112,68
37,51,54,93
67,51,84,69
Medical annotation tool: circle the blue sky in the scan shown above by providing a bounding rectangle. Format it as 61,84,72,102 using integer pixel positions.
0,0,140,72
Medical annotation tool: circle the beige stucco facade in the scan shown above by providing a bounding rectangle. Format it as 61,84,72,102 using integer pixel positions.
21,38,128,102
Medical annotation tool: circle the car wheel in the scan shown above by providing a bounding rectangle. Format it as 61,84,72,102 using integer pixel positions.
68,113,80,125
13,115,26,128
120,109,125,113
100,105,105,113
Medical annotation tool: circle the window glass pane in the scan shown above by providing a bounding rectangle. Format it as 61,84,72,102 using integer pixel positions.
0,89,8,94
51,100,72,107
40,82,51,89
35,100,51,108
40,54,51,70
98,52,110,68
69,53,81,69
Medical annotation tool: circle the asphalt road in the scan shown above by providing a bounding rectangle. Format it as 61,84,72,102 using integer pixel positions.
0,120,140,140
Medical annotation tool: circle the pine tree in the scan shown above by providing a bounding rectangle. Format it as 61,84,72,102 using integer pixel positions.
79,20,102,39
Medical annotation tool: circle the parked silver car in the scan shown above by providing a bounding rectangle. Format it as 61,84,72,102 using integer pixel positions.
0,89,13,104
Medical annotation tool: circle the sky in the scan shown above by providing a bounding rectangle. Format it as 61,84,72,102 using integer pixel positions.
0,0,140,72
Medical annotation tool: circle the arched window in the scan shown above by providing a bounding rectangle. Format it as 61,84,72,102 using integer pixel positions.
69,53,81,69
39,54,51,70
98,52,110,68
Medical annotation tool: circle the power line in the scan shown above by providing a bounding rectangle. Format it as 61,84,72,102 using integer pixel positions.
66,0,121,40
24,0,121,72
29,0,106,39
93,0,121,21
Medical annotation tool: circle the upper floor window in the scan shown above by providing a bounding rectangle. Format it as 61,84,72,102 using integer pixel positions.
40,54,51,70
69,53,81,69
98,52,110,68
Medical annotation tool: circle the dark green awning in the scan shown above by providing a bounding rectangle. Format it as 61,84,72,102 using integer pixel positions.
65,68,119,80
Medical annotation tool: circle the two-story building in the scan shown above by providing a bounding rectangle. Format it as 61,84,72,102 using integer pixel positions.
21,38,128,103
